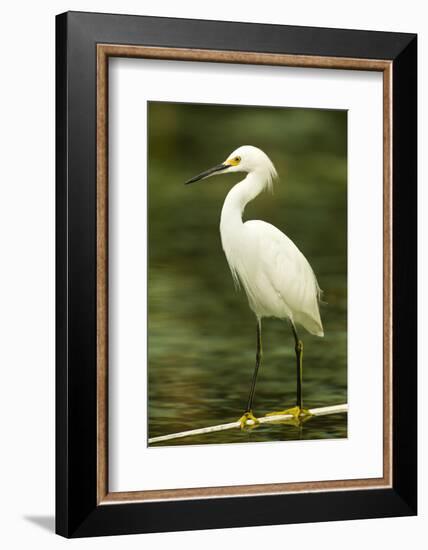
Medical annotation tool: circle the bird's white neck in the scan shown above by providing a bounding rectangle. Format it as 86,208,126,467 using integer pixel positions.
220,172,266,233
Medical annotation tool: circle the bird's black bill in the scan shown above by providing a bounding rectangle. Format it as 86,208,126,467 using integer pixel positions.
185,163,229,184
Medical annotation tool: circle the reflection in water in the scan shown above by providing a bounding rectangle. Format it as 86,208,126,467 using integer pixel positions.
147,103,347,446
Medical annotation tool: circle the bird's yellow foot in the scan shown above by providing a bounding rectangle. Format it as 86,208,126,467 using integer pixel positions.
265,406,313,420
239,410,259,430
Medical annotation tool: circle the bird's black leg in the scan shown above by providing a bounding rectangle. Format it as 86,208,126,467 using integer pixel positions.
239,319,262,428
246,319,262,412
265,320,311,420
290,320,303,410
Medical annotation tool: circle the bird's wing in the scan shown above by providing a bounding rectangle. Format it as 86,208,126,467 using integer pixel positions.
244,220,324,335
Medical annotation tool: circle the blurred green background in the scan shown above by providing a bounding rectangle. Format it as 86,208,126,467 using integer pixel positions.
147,101,347,446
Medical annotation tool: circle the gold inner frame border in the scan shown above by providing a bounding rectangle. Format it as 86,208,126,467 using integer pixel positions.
96,44,393,504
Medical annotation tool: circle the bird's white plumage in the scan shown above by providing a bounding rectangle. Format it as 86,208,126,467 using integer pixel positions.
218,145,324,337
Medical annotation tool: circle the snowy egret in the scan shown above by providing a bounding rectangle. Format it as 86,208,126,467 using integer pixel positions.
185,145,324,428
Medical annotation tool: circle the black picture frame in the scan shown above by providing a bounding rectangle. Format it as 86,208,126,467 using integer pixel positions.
56,11,417,538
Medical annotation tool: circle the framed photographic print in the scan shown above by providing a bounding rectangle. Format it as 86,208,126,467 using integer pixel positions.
56,11,417,538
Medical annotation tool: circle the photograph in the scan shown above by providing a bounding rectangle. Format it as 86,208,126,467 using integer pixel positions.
50,6,416,541
147,101,348,446
0,0,420,545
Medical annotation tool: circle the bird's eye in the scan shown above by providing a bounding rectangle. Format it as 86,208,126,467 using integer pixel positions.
227,155,241,167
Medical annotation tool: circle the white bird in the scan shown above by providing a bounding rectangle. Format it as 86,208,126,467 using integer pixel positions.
186,145,324,428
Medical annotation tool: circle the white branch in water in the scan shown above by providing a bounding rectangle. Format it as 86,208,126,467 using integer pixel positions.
148,403,348,444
